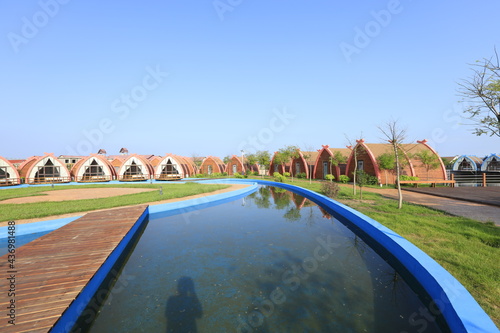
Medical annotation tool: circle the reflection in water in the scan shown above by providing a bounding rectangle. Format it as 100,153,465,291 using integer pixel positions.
270,187,291,210
166,277,202,333
264,186,332,222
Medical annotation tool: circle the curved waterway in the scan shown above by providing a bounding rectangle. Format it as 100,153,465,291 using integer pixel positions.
85,186,444,332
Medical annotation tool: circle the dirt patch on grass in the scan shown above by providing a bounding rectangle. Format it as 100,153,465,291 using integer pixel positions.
0,188,156,204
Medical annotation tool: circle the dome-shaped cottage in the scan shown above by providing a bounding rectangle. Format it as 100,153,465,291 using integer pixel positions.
18,153,71,184
481,153,500,172
0,156,21,186
71,154,117,182
155,154,196,180
117,154,154,181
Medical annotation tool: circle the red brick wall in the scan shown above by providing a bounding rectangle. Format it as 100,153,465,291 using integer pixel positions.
201,159,222,174
227,156,244,175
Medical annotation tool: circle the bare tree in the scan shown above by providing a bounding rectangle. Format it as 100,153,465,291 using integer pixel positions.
302,144,317,184
458,48,500,137
191,154,203,171
345,134,364,196
378,121,407,209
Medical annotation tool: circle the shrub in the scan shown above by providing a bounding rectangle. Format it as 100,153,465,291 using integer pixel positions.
194,173,206,178
366,174,379,185
273,172,286,182
325,174,335,181
339,175,350,184
283,172,290,177
222,172,228,176
211,172,222,178
399,175,419,181
321,182,340,198
296,172,307,179
234,172,245,179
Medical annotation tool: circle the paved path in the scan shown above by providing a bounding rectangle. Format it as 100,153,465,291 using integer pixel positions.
403,186,500,207
357,186,500,226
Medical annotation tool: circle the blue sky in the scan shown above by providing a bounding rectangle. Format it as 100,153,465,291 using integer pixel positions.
1,0,499,159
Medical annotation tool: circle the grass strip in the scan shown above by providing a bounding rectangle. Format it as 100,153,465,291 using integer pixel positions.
0,183,229,221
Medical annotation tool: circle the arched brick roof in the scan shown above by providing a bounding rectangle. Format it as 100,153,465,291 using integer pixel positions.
200,156,225,174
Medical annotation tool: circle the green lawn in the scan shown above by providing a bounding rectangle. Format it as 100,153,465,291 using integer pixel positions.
0,183,229,222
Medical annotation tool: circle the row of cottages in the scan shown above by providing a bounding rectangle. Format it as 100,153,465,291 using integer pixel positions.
450,154,500,173
0,153,199,186
269,139,448,184
0,152,260,186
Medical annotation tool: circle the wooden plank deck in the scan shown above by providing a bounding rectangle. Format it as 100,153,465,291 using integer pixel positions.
0,205,148,333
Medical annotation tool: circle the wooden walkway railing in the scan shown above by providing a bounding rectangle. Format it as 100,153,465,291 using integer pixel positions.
0,205,148,333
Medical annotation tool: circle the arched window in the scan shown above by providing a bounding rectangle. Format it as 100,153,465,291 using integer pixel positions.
458,159,473,171
161,159,179,175
487,157,500,171
35,159,60,180
0,167,10,179
124,161,142,177
82,159,105,179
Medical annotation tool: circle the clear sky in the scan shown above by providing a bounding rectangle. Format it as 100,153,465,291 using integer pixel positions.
1,0,499,159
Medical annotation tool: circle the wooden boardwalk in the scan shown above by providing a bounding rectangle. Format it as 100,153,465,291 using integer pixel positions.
0,205,148,333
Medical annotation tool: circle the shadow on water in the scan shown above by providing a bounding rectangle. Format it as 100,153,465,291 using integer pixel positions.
165,276,203,333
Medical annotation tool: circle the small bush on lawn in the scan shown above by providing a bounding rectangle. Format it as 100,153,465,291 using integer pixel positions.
325,174,335,181
366,174,379,185
283,172,290,177
273,172,286,182
234,172,245,179
296,172,307,179
321,182,340,198
400,175,419,181
339,175,350,184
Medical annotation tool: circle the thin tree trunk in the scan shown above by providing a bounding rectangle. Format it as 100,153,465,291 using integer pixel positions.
353,152,357,196
394,146,403,209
